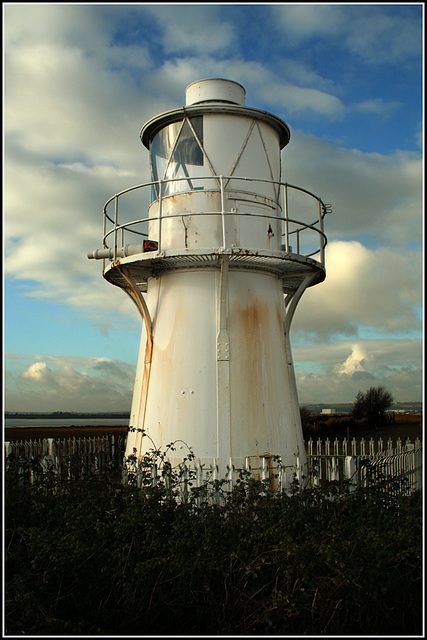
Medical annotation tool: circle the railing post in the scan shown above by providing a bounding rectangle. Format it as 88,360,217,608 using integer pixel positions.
414,446,422,491
344,456,357,492
122,454,129,485
227,457,234,490
103,204,107,272
220,175,226,249
212,458,221,504
181,459,188,503
151,461,157,487
136,458,143,488
196,458,204,489
103,205,107,246
319,200,324,266
278,458,287,492
342,437,348,457
158,180,163,252
283,183,289,252
330,456,338,482
260,456,268,482
333,438,339,456
164,457,171,492
295,455,302,485
114,195,119,261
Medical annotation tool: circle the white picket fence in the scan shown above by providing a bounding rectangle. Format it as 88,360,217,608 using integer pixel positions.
4,434,126,482
305,436,423,495
4,434,423,495
122,453,305,498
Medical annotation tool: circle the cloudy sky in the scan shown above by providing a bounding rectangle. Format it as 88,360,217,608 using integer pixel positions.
4,3,423,412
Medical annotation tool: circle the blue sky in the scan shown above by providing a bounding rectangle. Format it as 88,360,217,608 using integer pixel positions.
4,3,423,411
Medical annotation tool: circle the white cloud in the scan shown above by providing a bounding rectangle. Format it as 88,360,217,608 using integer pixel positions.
277,59,338,95
6,354,136,412
141,5,236,55
267,83,345,119
345,9,422,64
293,241,421,339
270,5,345,44
294,338,422,404
21,361,52,382
270,5,421,64
284,132,422,247
4,149,144,323
354,98,401,118
139,55,347,121
5,40,146,165
338,345,373,376
221,60,345,119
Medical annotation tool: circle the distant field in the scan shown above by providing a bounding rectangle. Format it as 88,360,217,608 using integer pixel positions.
395,413,422,423
303,413,422,444
4,424,128,442
5,415,422,444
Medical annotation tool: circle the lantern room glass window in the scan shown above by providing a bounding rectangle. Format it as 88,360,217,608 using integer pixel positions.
150,117,203,200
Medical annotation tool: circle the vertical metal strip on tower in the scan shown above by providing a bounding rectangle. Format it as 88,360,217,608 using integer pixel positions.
216,257,231,459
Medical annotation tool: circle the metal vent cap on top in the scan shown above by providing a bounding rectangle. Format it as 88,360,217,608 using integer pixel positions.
185,78,246,106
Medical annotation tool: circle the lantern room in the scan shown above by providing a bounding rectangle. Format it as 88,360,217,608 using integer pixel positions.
141,79,291,253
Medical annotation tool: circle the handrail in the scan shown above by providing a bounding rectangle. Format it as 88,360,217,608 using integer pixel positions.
102,176,330,224
102,211,327,260
98,175,330,265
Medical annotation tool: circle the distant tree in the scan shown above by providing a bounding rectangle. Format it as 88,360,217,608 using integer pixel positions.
352,391,366,421
351,386,394,426
299,406,311,428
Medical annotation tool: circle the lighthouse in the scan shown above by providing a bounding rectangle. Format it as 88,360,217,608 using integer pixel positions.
89,79,329,481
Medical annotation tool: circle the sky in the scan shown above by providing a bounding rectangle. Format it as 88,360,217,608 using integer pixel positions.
3,3,424,413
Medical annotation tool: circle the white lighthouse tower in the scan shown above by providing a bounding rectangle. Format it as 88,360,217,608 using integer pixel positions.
89,79,329,482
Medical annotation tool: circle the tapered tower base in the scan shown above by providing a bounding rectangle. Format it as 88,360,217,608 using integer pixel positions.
121,259,317,474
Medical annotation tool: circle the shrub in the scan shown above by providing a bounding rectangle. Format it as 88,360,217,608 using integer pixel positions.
5,460,422,636
352,387,394,426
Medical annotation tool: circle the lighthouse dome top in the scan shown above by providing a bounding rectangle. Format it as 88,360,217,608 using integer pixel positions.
185,78,246,106
141,78,290,149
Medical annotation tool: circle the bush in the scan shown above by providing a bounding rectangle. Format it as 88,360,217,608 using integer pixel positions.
5,464,422,635
302,413,367,439
352,387,394,426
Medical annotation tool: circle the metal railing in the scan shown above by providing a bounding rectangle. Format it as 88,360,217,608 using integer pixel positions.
5,435,421,496
306,436,423,495
94,175,330,267
4,434,127,483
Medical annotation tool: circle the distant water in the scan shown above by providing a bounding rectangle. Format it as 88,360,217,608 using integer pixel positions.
5,417,129,429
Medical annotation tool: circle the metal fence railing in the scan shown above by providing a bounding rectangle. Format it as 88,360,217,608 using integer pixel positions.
305,436,422,495
4,435,422,496
88,176,330,269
